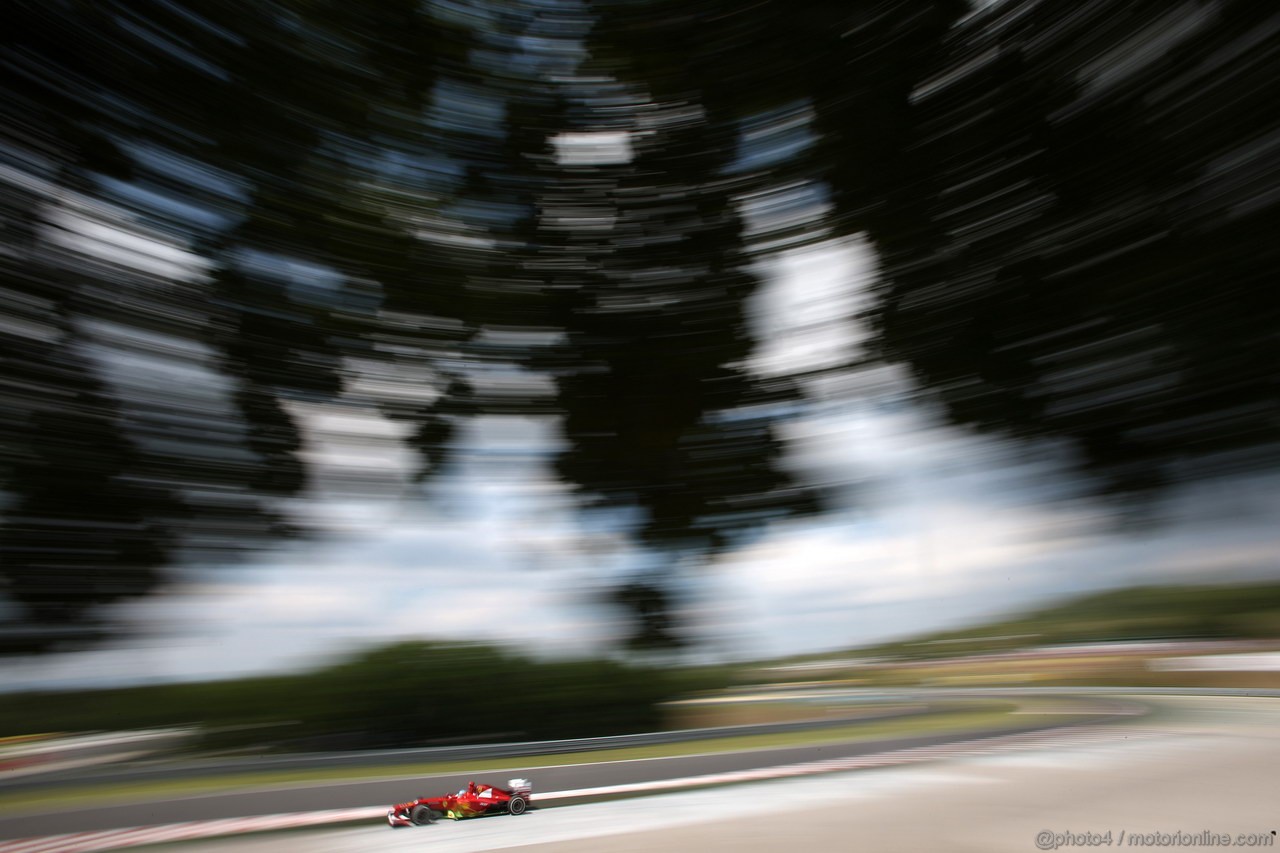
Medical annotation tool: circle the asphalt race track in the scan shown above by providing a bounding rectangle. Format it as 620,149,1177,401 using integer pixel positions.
0,714,1107,839
148,695,1280,853
4,689,1251,850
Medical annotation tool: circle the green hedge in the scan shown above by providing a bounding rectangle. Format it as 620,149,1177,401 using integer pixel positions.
0,642,728,751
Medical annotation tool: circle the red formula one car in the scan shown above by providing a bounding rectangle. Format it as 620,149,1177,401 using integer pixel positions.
387,778,532,827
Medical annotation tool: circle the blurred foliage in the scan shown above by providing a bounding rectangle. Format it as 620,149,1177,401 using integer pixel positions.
843,582,1280,663
860,0,1280,498
2,0,1278,654
599,0,1280,496
0,642,727,748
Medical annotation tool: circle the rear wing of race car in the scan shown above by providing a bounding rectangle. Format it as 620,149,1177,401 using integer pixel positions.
507,778,532,797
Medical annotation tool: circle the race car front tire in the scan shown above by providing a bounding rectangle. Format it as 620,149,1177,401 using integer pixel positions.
507,796,527,815
411,805,438,825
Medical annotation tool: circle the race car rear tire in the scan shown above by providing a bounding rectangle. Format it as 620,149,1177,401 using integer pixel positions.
411,805,438,825
507,796,527,815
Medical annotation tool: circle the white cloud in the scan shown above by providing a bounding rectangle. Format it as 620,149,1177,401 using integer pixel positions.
704,387,1280,659
552,132,633,166
41,198,212,283
749,237,872,377
5,233,1280,690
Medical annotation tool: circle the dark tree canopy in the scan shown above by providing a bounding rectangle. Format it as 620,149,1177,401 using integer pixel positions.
859,0,1280,496
2,0,1277,653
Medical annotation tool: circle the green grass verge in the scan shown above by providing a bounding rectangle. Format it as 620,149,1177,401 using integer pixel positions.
0,701,1075,815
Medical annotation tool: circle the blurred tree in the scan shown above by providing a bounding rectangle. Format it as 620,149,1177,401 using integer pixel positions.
1,0,456,650
3,0,1278,656
600,0,1280,501
855,0,1280,499
0,641,711,746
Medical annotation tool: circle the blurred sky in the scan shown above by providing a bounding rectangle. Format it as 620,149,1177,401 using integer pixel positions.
3,237,1279,690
